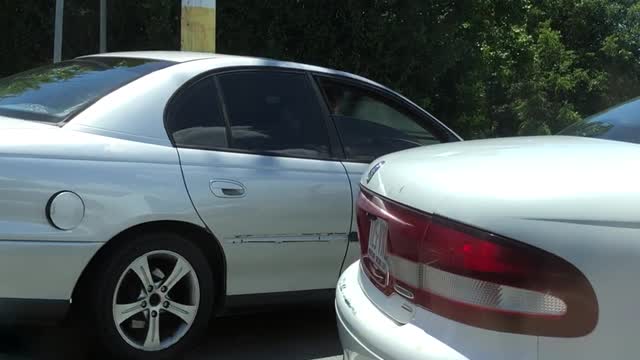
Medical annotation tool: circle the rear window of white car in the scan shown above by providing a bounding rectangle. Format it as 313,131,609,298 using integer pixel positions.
0,57,173,124
559,97,640,144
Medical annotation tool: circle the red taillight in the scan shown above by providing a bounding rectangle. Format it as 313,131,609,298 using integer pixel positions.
357,188,598,337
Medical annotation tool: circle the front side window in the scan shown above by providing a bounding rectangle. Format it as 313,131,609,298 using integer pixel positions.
0,57,172,123
166,77,228,149
217,71,331,159
319,77,441,161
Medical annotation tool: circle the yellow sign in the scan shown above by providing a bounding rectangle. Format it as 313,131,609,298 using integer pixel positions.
181,0,216,53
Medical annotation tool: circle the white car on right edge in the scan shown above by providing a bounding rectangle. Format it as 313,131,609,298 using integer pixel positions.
336,98,640,360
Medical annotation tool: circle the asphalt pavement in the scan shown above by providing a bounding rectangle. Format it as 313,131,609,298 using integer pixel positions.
0,304,342,360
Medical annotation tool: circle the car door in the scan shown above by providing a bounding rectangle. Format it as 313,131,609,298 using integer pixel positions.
166,70,352,296
314,75,460,269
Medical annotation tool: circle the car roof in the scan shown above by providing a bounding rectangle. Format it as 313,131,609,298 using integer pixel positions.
78,50,224,63
74,51,462,142
77,51,374,83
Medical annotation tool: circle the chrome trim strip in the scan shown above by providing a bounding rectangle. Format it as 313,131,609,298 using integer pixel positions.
224,233,349,244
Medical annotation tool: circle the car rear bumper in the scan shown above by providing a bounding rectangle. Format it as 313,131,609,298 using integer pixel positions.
0,240,102,323
335,261,469,360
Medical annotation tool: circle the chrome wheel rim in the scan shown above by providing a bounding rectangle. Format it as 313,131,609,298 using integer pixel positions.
112,250,200,351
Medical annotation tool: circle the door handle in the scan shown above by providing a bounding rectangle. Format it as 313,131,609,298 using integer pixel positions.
209,180,246,198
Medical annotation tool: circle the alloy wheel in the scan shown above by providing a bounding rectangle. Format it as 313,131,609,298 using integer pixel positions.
112,250,200,351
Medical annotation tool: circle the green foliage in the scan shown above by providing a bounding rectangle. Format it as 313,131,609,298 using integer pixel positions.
217,0,640,138
2,0,640,138
0,0,55,74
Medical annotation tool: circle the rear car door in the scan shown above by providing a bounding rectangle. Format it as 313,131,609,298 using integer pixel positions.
166,70,352,296
314,75,459,268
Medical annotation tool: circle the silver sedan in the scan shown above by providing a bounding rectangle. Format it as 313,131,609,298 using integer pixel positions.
336,98,640,360
0,51,460,359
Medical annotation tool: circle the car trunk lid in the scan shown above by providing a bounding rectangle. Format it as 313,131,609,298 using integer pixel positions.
357,135,623,327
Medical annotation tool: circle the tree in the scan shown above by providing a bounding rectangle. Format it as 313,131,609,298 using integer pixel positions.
2,0,640,139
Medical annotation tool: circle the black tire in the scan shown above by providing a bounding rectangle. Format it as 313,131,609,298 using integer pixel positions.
89,232,214,360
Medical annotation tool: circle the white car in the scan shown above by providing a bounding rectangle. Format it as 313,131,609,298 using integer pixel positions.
336,99,640,359
0,51,460,359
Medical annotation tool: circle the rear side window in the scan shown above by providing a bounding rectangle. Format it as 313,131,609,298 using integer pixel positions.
217,71,332,159
166,77,228,149
318,77,442,161
0,57,172,123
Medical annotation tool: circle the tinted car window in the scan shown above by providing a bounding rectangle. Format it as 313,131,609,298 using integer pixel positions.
166,77,228,148
217,71,331,158
319,78,441,161
559,97,640,144
0,57,172,123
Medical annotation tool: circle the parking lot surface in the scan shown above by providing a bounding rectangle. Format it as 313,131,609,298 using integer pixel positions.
0,304,342,360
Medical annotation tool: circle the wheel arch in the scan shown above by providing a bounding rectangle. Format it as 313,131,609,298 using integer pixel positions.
71,220,227,315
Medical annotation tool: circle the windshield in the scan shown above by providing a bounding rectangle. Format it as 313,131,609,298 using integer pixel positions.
0,57,173,123
558,98,640,144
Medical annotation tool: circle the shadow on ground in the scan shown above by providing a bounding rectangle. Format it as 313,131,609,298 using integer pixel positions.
0,304,342,360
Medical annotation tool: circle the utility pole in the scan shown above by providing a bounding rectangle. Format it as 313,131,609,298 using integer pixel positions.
100,0,107,53
181,0,216,53
53,0,64,62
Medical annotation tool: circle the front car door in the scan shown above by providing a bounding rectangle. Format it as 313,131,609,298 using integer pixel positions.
166,69,352,296
314,75,461,268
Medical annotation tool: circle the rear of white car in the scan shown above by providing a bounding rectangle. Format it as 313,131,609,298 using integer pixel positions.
337,136,640,359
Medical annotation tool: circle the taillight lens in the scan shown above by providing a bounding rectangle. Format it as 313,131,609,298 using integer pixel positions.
357,188,598,337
